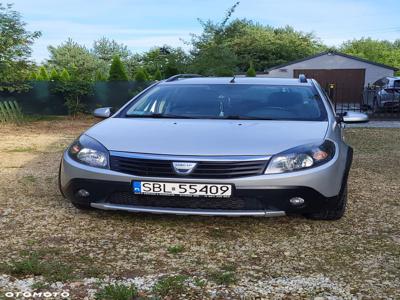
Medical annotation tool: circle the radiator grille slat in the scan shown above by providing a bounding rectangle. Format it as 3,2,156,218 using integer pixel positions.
110,155,268,179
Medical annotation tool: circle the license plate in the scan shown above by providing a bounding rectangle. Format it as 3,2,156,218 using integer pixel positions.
133,181,232,198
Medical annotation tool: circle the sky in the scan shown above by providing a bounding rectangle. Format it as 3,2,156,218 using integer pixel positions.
9,0,400,63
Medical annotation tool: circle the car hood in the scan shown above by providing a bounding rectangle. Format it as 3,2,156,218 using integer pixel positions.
85,118,328,156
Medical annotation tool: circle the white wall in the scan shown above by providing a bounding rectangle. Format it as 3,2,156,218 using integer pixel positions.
264,53,394,86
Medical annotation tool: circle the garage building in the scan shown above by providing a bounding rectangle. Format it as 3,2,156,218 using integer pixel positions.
263,51,398,103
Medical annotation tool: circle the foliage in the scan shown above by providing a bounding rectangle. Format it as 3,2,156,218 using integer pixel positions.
108,55,128,81
59,68,71,81
95,70,107,81
123,46,189,79
29,71,38,80
0,100,25,125
188,2,323,74
340,38,400,75
92,37,131,62
153,68,162,80
92,37,131,78
51,80,93,116
0,3,41,92
47,38,100,81
95,283,138,300
37,66,49,80
246,61,256,77
134,68,149,82
49,69,59,80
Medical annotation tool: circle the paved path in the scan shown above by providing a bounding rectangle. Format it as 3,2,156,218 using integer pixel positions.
347,121,400,128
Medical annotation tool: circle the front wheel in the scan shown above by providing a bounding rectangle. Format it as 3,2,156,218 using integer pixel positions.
304,184,347,220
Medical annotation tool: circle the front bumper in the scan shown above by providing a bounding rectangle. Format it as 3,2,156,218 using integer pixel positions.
60,147,351,217
61,177,340,217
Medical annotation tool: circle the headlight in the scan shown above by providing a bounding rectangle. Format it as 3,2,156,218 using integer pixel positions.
68,135,109,168
265,140,335,174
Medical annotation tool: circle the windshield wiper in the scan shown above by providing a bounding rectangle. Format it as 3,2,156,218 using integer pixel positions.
126,113,197,119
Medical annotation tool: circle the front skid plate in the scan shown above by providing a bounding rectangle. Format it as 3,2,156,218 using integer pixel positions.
91,202,286,217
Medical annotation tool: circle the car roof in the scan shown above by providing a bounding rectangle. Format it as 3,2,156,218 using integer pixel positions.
159,77,314,86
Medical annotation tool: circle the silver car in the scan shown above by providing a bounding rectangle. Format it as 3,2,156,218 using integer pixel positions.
59,75,368,220
373,76,400,111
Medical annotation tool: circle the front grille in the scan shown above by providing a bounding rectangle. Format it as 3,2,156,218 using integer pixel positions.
109,155,268,179
107,192,264,210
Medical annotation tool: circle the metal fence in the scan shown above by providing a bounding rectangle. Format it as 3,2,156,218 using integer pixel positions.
328,86,400,119
0,81,151,115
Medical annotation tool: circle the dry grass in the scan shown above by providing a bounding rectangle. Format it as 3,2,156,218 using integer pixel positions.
0,118,399,299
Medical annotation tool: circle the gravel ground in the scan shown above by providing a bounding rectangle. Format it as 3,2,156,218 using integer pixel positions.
0,117,399,299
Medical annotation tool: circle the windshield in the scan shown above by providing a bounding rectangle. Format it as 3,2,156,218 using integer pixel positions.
125,84,327,121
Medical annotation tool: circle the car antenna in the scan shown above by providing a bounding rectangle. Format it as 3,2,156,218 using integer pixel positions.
230,75,236,83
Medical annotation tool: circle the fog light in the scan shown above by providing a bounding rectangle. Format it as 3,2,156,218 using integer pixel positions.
289,197,305,206
76,189,90,197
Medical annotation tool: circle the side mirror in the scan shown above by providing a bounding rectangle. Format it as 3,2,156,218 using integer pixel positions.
93,107,113,118
337,111,369,124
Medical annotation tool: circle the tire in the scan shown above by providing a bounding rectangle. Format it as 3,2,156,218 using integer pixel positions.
305,184,347,221
71,202,92,210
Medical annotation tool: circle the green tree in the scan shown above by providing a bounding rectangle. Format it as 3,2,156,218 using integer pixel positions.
51,81,93,116
138,46,189,78
0,3,41,92
134,68,149,82
50,69,59,80
37,66,49,80
29,71,38,80
47,38,100,81
246,61,256,77
95,70,107,81
340,38,400,74
188,2,324,73
59,68,71,81
108,55,128,81
153,68,162,80
92,37,131,62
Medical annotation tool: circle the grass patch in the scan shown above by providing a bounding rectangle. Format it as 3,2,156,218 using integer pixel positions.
0,252,75,282
20,175,37,183
193,277,207,288
167,244,184,255
7,146,36,153
208,265,237,286
153,275,188,297
95,283,138,300
31,281,51,290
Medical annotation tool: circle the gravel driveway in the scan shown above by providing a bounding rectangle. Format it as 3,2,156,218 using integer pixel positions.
0,118,399,299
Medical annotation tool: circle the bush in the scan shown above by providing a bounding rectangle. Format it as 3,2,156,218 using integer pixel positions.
50,69,59,80
134,68,149,82
59,68,71,81
108,55,128,81
51,80,93,116
246,62,256,77
37,66,49,80
153,68,162,80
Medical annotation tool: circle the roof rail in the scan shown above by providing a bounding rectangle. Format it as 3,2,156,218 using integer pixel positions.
299,74,307,83
165,74,203,82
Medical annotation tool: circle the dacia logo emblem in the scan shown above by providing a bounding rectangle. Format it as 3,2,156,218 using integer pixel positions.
172,162,197,175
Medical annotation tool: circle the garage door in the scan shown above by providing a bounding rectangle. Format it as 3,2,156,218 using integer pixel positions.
293,69,365,103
